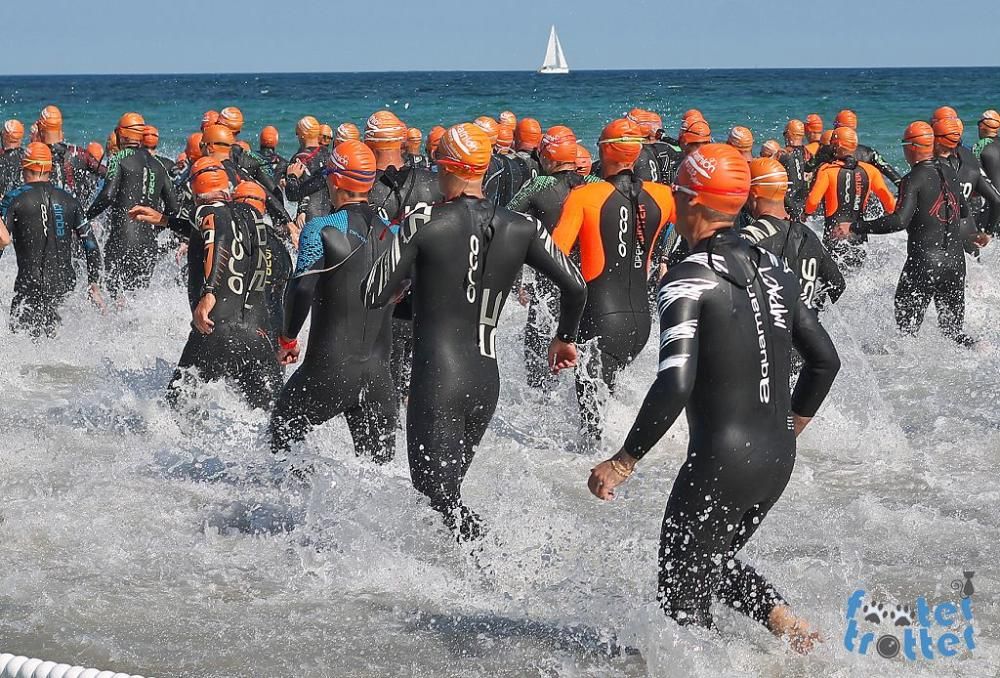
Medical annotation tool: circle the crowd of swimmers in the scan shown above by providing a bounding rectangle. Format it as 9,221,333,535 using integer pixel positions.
1,101,996,652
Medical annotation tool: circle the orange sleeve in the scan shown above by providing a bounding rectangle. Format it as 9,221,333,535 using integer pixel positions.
869,166,897,212
805,168,828,216
552,186,587,255
643,182,677,271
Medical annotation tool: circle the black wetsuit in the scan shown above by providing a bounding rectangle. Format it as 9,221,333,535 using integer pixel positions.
634,144,663,183
74,164,105,206
856,144,903,186
260,148,289,180
0,147,26,197
977,139,1000,231
168,201,281,411
2,181,101,336
855,158,974,344
940,148,1000,237
405,153,432,171
648,139,684,185
86,146,177,295
368,164,443,403
622,230,840,628
284,147,330,221
363,196,587,540
270,202,398,462
496,151,531,204
229,145,291,226
740,216,845,310
508,169,601,387
515,149,542,181
48,142,89,197
231,201,292,343
482,155,506,206
780,147,809,222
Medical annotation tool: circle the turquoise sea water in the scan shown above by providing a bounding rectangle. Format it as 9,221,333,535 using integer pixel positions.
2,68,999,164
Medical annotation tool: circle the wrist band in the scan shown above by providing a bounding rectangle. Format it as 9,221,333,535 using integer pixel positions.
610,459,633,479
556,331,577,344
278,336,298,351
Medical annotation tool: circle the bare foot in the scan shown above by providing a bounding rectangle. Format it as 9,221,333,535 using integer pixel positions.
768,604,821,654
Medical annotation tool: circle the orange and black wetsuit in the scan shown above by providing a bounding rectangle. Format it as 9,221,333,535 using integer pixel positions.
805,156,896,269
552,171,676,440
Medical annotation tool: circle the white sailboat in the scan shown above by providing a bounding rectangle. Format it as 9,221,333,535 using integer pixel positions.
538,25,569,74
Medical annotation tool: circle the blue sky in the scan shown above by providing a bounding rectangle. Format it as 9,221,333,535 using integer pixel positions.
8,0,1000,74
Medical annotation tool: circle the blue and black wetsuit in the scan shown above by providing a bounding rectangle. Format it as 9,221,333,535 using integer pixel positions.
622,230,840,629
270,202,398,462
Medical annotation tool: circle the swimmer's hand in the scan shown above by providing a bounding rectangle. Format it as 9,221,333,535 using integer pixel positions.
277,337,300,366
517,285,530,307
588,450,637,501
793,414,812,437
548,338,577,373
830,223,852,241
87,283,106,313
286,161,306,179
129,205,167,227
657,262,669,282
972,232,992,249
193,293,216,334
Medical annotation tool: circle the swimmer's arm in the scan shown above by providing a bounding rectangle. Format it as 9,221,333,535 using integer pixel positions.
870,170,897,213
550,189,586,254
856,174,912,235
199,210,230,297
981,152,1000,225
362,209,423,308
506,178,536,212
284,171,324,203
816,243,846,306
282,221,331,338
159,171,179,217
804,170,828,216
72,206,102,284
524,219,587,340
620,270,702,460
870,149,903,187
85,152,120,219
973,172,999,228
790,296,840,423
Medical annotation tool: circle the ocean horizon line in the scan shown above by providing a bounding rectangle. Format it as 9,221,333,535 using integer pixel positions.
0,65,997,78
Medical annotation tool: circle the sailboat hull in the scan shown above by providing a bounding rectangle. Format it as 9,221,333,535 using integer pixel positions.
538,67,570,74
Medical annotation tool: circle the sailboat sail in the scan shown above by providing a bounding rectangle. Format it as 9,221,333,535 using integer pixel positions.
539,25,570,74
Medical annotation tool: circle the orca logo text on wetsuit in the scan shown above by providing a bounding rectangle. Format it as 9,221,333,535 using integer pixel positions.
617,206,629,258
227,223,247,295
466,234,480,303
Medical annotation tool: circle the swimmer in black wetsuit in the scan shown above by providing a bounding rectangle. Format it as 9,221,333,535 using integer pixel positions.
509,125,600,388
741,157,845,310
835,121,989,346
404,127,432,170
975,110,1000,216
780,120,809,222
930,111,1000,236
832,109,903,187
363,123,586,541
86,112,178,295
515,118,544,181
285,116,331,225
495,124,531,200
74,143,107,207
140,126,174,176
258,126,288,180
164,157,280,411
551,118,677,442
269,140,398,463
0,120,26,197
1,143,104,336
589,143,840,651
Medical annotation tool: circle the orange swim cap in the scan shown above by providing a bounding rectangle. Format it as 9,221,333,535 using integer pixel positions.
902,121,935,161
86,141,104,163
320,124,333,144
675,143,751,215
2,119,24,144
260,125,279,149
296,115,322,144
832,127,858,154
679,119,712,146
679,110,707,136
933,118,963,149
236,140,251,152
364,111,406,149
515,118,543,149
474,117,500,146
201,110,220,131
406,127,423,144
219,107,244,133
540,125,578,164
748,157,788,201
784,119,805,140
233,180,267,212
142,125,159,149
760,139,783,158
186,132,204,162
834,109,858,130
683,108,703,120
805,114,823,133
190,157,231,197
22,142,53,172
202,124,235,148
38,105,63,132
326,139,378,193
426,125,446,156
627,108,663,139
820,129,834,146
980,110,1000,131
575,144,593,176
117,112,146,143
598,118,645,164
106,131,118,154
436,123,493,180
931,106,959,124
496,125,514,150
727,126,754,152
499,110,517,131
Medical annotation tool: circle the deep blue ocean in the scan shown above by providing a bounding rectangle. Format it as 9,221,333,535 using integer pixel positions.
1,68,998,167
